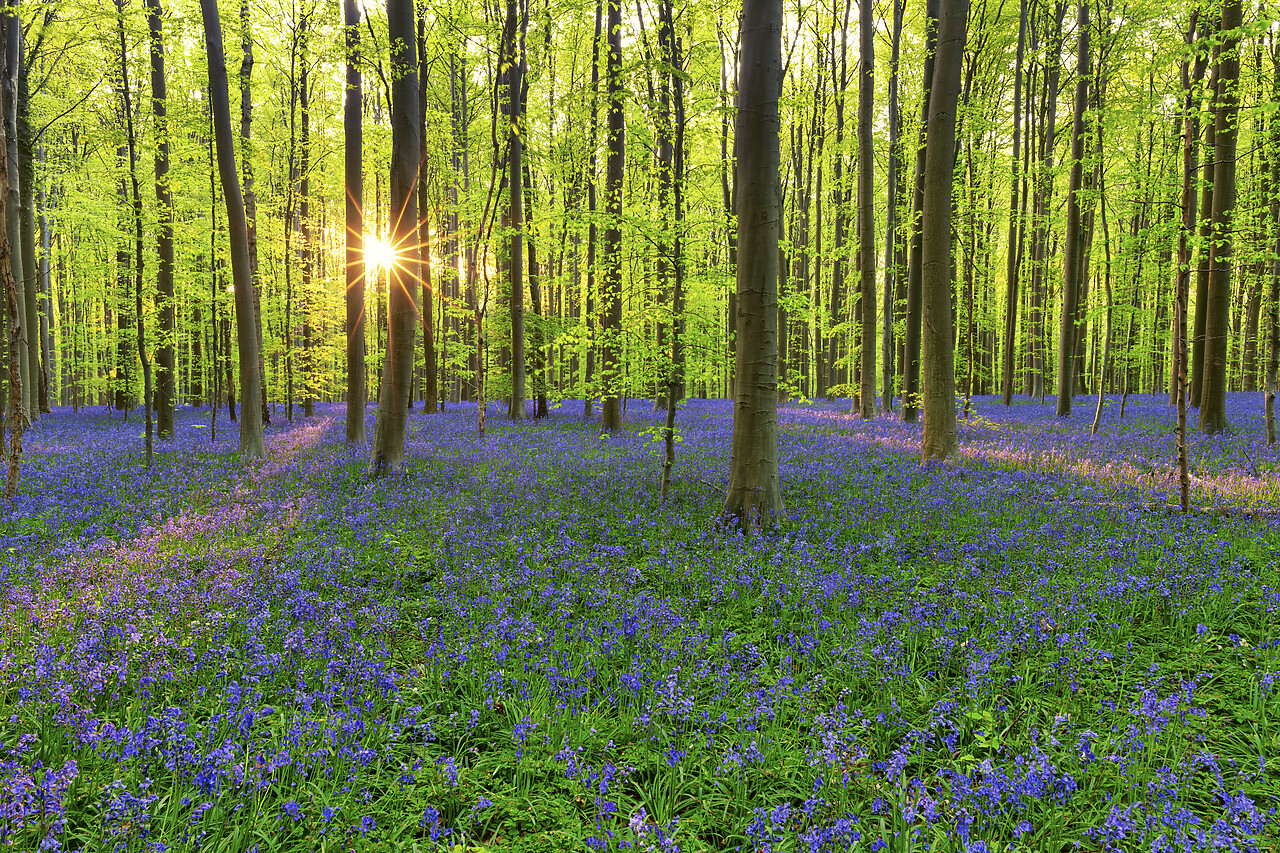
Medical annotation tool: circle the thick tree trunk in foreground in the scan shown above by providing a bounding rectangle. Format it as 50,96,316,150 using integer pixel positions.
920,0,967,461
344,0,366,443
369,0,420,472
902,0,938,422
198,0,264,459
1199,0,1240,435
722,0,784,532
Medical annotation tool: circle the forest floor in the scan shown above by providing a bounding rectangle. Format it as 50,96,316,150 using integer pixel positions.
3,393,1278,852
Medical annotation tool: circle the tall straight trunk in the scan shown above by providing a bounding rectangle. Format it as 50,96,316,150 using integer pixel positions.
881,0,902,412
2,6,25,421
902,0,939,422
920,0,967,460
722,0,783,532
826,0,851,398
298,15,313,418
145,0,175,438
0,88,19,496
344,0,365,443
600,0,623,430
117,0,153,467
525,160,548,417
369,0,420,472
146,0,175,440
1267,49,1279,445
240,0,267,423
1198,0,1240,434
1055,0,1088,417
417,13,436,413
719,19,738,399
198,0,264,458
1001,0,1027,405
1027,2,1065,399
1173,13,1203,506
1191,52,1218,408
584,0,601,418
503,0,526,419
856,0,875,418
16,39,34,420
659,0,683,498
1091,160,1113,437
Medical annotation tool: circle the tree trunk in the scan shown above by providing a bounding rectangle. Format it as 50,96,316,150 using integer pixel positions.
722,0,783,532
417,13,436,414
146,0,175,440
600,0,623,430
199,0,264,458
344,0,366,443
369,0,420,472
2,7,25,422
902,0,939,422
856,0,875,418
659,0,683,499
881,0,902,413
1199,0,1240,434
584,0,601,418
1191,50,1218,409
920,0,967,460
1001,0,1027,405
503,0,526,419
240,0,268,424
117,0,153,467
1055,0,1088,417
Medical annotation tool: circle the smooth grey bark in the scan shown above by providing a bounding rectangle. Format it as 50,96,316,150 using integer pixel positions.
902,0,938,422
369,0,419,472
1199,0,1240,435
920,0,967,461
344,0,365,443
1055,0,1088,417
146,0,175,440
198,0,264,459
722,0,784,532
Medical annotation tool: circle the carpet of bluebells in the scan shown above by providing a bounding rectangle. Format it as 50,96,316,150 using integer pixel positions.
3,392,1279,852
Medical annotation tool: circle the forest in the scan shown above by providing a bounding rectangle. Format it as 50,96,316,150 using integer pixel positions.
2,0,1280,848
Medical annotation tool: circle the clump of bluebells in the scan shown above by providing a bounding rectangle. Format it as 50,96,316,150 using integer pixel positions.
1,394,1277,851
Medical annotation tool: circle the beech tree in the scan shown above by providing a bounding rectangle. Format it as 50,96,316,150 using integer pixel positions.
344,0,365,444
369,0,419,473
920,0,967,461
198,0,263,459
722,0,783,532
